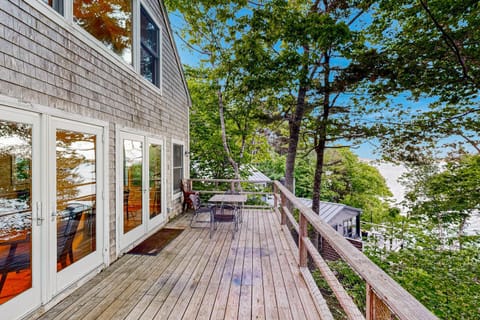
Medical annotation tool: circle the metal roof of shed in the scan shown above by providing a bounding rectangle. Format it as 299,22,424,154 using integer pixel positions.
297,198,362,225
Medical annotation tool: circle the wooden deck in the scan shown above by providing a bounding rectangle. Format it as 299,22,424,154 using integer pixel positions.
32,209,322,320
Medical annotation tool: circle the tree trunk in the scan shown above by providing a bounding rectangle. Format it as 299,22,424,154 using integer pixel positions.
217,85,240,181
311,52,331,250
312,52,331,215
284,86,307,193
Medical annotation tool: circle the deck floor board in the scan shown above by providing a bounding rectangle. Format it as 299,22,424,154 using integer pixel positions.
32,209,323,320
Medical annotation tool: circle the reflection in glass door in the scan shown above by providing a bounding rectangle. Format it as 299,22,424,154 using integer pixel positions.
0,121,33,304
52,119,103,294
149,143,162,219
0,111,41,320
123,139,143,233
55,130,97,272
119,134,165,250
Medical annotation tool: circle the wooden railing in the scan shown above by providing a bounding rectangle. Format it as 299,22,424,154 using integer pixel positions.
187,178,273,208
272,181,437,320
187,178,437,319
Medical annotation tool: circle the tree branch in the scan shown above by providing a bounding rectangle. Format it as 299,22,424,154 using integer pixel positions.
419,0,474,84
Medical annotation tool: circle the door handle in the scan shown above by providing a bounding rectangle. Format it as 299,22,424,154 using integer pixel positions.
35,202,44,226
51,210,57,221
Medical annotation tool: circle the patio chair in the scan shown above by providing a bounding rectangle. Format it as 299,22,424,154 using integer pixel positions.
57,204,84,268
222,190,243,224
210,194,239,239
189,193,213,228
180,179,198,213
0,234,31,294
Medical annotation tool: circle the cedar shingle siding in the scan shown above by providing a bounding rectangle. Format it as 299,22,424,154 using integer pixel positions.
0,0,189,262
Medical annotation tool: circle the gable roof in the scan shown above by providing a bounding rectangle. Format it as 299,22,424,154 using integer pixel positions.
247,167,272,182
297,198,362,225
157,1,191,107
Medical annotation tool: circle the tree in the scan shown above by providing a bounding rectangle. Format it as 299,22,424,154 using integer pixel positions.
403,154,480,247
166,1,275,182
185,65,270,179
258,148,393,222
73,0,132,56
234,0,385,216
363,0,480,161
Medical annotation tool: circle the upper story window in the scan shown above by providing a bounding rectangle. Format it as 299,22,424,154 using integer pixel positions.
73,0,133,65
42,0,64,15
140,7,159,86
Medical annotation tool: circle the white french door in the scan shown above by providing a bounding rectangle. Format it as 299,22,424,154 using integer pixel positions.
118,132,165,251
0,107,106,320
48,118,104,293
0,108,42,319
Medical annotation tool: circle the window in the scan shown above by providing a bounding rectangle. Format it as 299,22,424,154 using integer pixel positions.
172,144,183,193
140,7,159,86
42,0,64,15
73,0,133,64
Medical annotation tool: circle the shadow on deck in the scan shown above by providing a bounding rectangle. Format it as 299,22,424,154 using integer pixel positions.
32,209,321,320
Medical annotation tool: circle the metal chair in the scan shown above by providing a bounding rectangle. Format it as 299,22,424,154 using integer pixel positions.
189,193,213,228
223,190,243,224
210,195,239,239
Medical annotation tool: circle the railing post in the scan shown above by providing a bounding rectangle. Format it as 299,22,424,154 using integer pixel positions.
366,284,392,320
299,212,308,268
280,192,287,225
273,183,278,208
231,181,235,192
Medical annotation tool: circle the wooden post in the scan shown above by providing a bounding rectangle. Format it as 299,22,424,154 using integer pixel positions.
366,284,392,320
231,181,235,192
273,183,278,208
280,192,287,225
299,213,308,268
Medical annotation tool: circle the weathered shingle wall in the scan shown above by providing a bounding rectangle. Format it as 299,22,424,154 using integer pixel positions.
0,0,190,259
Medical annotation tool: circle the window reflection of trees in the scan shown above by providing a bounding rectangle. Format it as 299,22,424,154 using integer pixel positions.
73,0,132,64
56,131,96,212
0,121,32,304
0,121,32,216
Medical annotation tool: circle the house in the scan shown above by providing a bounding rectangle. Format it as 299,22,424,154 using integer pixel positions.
297,198,362,239
297,198,363,260
0,1,190,318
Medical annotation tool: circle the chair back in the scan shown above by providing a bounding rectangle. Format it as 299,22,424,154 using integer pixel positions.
180,179,191,192
189,193,200,211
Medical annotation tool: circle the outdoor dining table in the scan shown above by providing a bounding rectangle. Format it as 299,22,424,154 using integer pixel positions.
208,194,247,223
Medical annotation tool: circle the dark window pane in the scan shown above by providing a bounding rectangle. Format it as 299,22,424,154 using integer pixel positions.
141,47,155,84
173,144,183,167
141,10,158,53
172,144,183,193
42,0,64,15
173,168,182,193
140,7,159,86
74,0,133,64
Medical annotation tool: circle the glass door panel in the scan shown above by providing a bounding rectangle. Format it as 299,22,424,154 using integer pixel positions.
0,111,41,320
149,143,161,219
123,139,143,233
55,130,97,272
0,121,33,304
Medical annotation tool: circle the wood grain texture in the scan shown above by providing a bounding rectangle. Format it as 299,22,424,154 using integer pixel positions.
32,210,321,320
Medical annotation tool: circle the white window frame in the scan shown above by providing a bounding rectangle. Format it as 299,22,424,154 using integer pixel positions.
138,3,162,88
171,139,185,200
